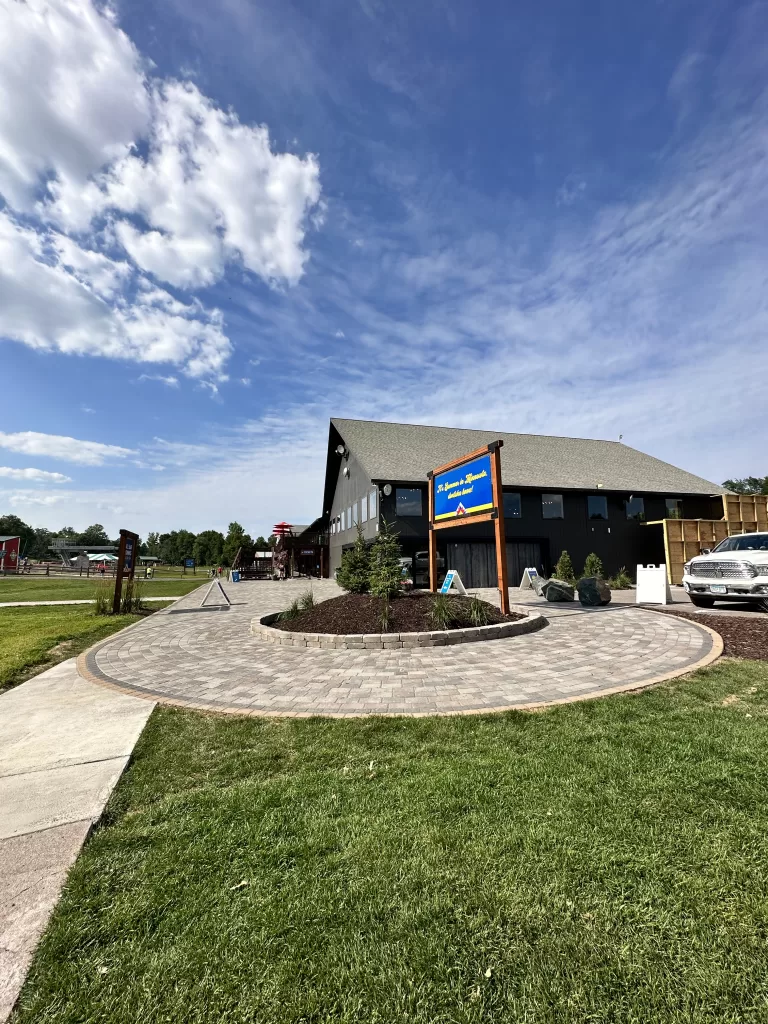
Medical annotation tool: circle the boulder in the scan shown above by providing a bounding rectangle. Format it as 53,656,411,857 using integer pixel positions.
576,576,612,606
542,578,575,602
532,575,549,598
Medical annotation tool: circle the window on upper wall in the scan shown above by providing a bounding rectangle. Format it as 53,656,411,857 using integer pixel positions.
396,487,423,517
360,494,368,522
352,502,359,527
503,492,522,518
587,495,608,520
340,510,345,531
625,496,645,521
542,493,564,519
369,488,378,521
347,506,352,530
666,498,683,519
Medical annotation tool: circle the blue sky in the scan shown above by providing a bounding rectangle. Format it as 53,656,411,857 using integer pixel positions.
0,0,766,538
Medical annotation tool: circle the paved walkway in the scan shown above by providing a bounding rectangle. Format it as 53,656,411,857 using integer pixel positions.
78,580,720,717
0,660,154,1022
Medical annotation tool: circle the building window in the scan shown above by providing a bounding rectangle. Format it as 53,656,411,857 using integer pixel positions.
360,494,368,523
666,498,683,519
503,492,522,518
369,488,378,521
340,510,345,531
352,501,359,527
587,495,608,520
396,487,423,517
626,496,645,521
542,493,564,519
347,506,352,530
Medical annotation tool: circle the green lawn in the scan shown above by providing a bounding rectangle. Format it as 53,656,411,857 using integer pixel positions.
0,577,203,603
14,659,768,1023
0,605,162,692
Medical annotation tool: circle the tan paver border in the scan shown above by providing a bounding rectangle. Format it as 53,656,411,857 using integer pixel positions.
251,606,545,649
76,608,724,719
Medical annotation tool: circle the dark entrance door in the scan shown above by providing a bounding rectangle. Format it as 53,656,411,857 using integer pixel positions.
505,542,543,587
446,542,496,588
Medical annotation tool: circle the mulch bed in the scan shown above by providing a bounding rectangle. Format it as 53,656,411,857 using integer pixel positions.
273,590,523,635
659,609,768,661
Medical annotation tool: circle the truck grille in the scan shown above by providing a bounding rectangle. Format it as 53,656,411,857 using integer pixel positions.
690,561,756,579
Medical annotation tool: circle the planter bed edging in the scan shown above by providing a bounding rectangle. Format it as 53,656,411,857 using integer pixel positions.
251,607,545,649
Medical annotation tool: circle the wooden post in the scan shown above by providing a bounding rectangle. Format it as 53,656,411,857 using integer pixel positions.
489,443,510,615
112,529,139,615
427,471,437,592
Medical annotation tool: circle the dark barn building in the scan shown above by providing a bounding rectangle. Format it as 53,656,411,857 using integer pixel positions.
322,418,728,588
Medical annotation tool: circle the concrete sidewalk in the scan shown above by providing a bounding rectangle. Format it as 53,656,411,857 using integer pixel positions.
0,660,154,1021
0,596,181,608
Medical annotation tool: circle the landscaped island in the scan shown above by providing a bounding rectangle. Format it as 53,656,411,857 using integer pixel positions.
272,590,522,635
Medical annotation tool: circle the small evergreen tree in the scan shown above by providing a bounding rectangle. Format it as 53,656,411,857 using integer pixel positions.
368,519,404,599
553,550,576,584
582,552,604,579
335,525,371,593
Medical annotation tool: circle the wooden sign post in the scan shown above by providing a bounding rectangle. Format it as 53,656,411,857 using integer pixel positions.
427,441,510,615
113,528,139,615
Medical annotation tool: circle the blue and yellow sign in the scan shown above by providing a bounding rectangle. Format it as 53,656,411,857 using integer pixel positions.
434,452,494,521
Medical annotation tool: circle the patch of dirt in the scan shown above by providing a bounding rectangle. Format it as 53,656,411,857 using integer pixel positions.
659,609,768,660
273,591,523,635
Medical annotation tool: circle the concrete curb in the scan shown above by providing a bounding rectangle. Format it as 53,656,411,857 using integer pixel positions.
250,606,545,649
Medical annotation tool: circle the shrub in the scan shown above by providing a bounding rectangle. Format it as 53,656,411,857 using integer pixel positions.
335,525,371,594
609,566,633,589
467,595,491,627
279,598,302,621
429,593,457,630
120,577,145,614
553,550,576,584
368,519,404,600
582,553,604,579
93,582,112,616
299,588,316,611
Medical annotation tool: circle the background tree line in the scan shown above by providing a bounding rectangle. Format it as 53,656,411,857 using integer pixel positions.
0,514,275,567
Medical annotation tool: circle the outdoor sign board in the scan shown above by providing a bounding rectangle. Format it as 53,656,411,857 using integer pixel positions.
519,567,539,589
184,557,195,568
433,453,494,522
112,528,140,615
439,569,467,596
427,441,510,614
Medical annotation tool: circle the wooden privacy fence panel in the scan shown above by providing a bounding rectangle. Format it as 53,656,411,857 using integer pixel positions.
661,494,768,584
724,494,768,529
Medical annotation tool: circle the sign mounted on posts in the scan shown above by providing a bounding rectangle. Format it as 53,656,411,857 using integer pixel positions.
112,528,139,614
433,453,494,522
427,440,510,615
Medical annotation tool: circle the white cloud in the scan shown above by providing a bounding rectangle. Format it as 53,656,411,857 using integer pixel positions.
0,209,232,377
0,467,72,483
0,0,322,381
0,431,135,466
5,491,65,508
50,79,322,289
0,0,149,211
138,374,180,387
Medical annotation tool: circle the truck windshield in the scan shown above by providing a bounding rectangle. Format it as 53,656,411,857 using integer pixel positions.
713,534,768,552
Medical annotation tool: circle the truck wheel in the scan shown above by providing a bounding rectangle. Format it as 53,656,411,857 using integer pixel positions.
689,595,715,608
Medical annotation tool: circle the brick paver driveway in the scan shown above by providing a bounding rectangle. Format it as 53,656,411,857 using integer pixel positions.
78,580,720,716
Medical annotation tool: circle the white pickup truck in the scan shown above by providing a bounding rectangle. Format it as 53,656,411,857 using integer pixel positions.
683,532,768,612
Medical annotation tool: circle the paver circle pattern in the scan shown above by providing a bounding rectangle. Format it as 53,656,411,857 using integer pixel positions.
79,580,720,717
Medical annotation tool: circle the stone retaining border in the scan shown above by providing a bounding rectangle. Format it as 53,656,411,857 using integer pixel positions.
251,606,545,649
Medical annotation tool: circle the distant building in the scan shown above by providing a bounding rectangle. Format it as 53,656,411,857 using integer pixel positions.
321,418,729,587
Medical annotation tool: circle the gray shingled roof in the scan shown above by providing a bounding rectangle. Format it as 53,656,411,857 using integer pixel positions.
331,418,729,495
